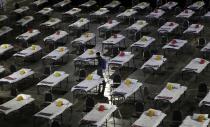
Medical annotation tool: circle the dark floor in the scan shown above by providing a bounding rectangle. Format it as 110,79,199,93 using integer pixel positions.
0,0,210,127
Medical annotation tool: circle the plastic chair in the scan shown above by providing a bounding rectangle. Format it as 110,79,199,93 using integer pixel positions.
44,92,53,102
51,121,61,127
158,18,166,27
156,0,163,7
10,87,18,96
14,2,20,9
160,35,168,45
196,38,206,48
84,97,95,112
10,64,17,73
111,74,121,89
112,47,120,57
151,49,158,55
77,69,86,82
118,6,126,13
174,6,181,16
132,0,140,7
143,50,151,61
186,0,193,6
170,110,182,127
181,20,190,31
197,83,208,99
143,86,154,102
132,101,144,118
43,66,52,76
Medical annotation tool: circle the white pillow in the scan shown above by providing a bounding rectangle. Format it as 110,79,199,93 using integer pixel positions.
137,20,145,23
131,79,138,84
192,113,208,120
154,110,161,116
17,94,31,100
53,71,65,75
154,55,163,59
56,98,69,105
93,74,100,80
170,83,180,89
95,104,109,110
124,52,131,55
146,109,161,116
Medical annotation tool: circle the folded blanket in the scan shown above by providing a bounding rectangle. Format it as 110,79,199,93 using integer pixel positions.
40,81,54,84
4,76,16,80
112,91,126,96
0,106,11,110
157,96,173,100
74,86,88,89
38,112,53,116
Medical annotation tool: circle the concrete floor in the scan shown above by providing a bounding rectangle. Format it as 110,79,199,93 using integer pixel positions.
0,0,210,127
